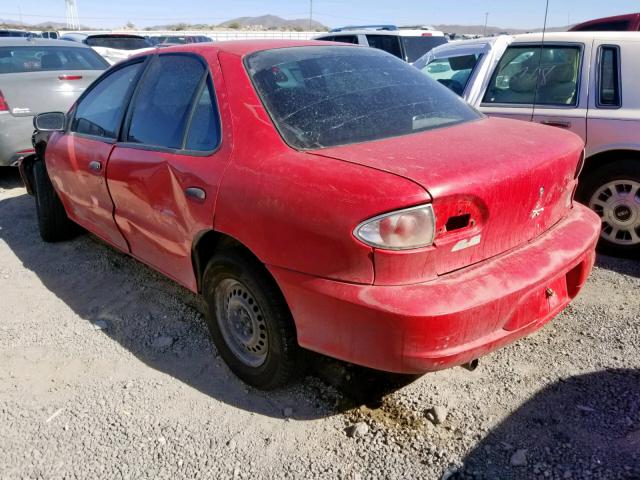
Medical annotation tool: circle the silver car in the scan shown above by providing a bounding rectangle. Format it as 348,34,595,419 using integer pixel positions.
0,37,108,166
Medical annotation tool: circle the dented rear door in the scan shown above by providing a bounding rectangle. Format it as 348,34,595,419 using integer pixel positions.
106,51,232,291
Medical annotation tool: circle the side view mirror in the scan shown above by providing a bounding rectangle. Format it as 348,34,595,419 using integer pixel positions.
33,112,66,132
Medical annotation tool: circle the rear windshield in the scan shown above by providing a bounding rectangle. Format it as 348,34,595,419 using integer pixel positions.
0,46,108,73
0,31,29,37
401,36,448,63
245,46,480,149
86,36,151,50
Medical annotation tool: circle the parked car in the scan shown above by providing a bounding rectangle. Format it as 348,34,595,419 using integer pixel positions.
0,30,31,38
315,25,447,63
0,37,108,167
20,41,599,389
151,35,213,46
417,32,640,256
60,33,154,64
570,12,640,32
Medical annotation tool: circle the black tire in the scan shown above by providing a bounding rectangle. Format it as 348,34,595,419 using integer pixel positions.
576,159,640,258
202,250,303,390
33,161,76,242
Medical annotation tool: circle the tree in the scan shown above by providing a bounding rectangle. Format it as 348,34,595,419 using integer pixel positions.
228,22,241,30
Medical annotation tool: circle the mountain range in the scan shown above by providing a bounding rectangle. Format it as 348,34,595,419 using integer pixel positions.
1,14,570,34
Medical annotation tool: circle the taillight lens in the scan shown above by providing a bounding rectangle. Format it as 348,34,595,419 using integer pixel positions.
354,204,436,250
0,90,8,112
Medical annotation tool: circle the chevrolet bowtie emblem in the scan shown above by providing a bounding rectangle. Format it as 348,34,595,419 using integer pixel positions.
531,186,545,218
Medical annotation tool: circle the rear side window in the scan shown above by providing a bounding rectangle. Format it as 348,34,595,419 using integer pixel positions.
401,37,448,63
0,46,108,74
332,35,359,44
184,80,221,151
72,62,142,138
365,35,402,58
597,46,621,107
483,45,580,106
127,55,207,149
423,54,482,96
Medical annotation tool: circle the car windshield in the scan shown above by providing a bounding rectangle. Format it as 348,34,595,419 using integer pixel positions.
0,46,108,73
85,36,151,50
246,46,480,149
401,36,448,63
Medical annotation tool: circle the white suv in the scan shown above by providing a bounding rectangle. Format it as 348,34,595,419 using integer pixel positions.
315,25,447,63
417,32,640,256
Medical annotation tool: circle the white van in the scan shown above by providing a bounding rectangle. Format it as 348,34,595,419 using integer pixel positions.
417,32,640,256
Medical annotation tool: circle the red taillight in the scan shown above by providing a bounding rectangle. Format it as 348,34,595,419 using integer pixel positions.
421,33,432,36
58,75,83,81
0,90,8,112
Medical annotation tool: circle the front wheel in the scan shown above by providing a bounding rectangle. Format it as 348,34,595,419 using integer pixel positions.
202,250,303,390
577,159,640,257
33,161,76,242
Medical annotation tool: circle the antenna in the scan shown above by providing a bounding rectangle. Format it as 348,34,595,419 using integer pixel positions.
532,0,550,113
65,0,80,30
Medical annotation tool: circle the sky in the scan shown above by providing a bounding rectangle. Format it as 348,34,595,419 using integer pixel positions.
2,0,639,30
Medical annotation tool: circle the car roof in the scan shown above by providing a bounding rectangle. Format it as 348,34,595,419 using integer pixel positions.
0,37,91,48
191,39,355,57
316,30,445,37
513,31,640,43
570,12,640,31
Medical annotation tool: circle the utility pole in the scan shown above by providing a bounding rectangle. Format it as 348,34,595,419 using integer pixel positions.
483,12,489,36
309,0,313,31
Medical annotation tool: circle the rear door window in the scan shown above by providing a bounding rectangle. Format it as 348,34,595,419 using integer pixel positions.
331,35,359,44
184,80,221,152
597,45,621,107
483,45,581,106
71,61,142,139
423,54,482,96
401,37,448,63
126,54,207,149
365,35,402,58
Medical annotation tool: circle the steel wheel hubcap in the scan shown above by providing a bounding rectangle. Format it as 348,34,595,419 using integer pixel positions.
215,279,268,367
589,179,640,246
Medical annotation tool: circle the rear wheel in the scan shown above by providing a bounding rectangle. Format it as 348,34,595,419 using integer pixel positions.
577,159,640,257
202,250,303,390
33,161,76,242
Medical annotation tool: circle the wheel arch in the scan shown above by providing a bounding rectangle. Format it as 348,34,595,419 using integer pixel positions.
191,229,265,294
582,148,640,178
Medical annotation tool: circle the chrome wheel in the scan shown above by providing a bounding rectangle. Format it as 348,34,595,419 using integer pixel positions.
214,279,268,368
589,179,640,246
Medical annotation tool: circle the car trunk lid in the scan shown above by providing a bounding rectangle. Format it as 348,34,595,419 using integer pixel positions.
307,117,583,275
0,70,101,117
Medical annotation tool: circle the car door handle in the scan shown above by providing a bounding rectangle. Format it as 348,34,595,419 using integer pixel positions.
540,120,571,129
185,187,206,202
88,161,102,172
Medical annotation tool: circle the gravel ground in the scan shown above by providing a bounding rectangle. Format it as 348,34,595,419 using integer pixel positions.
1,167,639,480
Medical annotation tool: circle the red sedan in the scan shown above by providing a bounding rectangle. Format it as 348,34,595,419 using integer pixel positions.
21,40,600,389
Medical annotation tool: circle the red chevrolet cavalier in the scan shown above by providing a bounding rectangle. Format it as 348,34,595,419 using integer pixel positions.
21,40,600,389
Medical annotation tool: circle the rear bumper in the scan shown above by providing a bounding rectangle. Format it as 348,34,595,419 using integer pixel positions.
270,204,600,373
0,113,34,167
